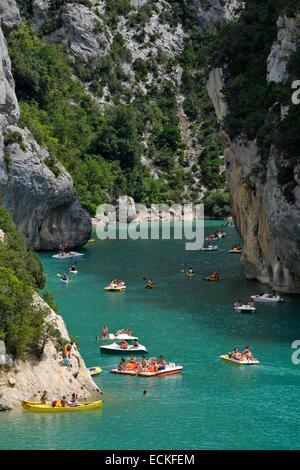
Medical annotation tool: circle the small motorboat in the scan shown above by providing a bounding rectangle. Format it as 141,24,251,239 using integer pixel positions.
250,293,284,303
100,342,148,354
88,366,102,376
201,245,218,251
22,400,103,412
110,364,183,377
234,304,256,313
219,354,259,365
104,285,126,292
52,252,84,259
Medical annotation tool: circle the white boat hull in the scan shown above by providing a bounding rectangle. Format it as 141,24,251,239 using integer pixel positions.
100,342,147,354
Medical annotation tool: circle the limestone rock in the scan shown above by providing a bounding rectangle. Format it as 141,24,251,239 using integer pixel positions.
0,0,20,34
0,25,91,249
267,15,298,83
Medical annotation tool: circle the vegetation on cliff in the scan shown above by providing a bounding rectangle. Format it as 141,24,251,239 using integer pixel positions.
9,1,229,217
0,207,61,358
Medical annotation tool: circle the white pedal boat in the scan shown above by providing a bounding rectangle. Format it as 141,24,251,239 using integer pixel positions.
220,354,259,365
234,304,256,313
110,364,183,377
100,342,148,354
250,294,284,303
53,252,83,259
202,245,218,251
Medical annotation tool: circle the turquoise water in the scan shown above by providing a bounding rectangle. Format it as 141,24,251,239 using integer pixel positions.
1,221,300,450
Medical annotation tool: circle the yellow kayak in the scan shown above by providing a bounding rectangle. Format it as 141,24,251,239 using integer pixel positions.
88,366,102,376
228,249,242,254
87,239,95,244
22,400,102,412
186,272,195,277
207,276,221,281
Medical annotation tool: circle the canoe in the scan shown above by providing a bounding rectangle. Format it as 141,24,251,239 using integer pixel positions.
110,365,183,377
88,366,102,376
250,294,284,303
202,245,218,251
22,400,103,412
234,305,256,313
206,276,221,282
219,355,259,365
52,252,84,259
104,286,126,292
100,342,148,354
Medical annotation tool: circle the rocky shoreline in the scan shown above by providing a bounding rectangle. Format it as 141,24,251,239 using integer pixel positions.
0,295,101,411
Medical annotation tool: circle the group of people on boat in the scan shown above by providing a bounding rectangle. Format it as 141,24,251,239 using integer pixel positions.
117,355,167,372
206,230,226,240
230,244,242,251
120,338,139,349
40,391,79,408
208,271,220,281
108,279,125,288
234,298,255,308
228,346,254,362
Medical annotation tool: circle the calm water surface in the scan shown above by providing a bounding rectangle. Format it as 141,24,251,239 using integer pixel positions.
0,221,300,450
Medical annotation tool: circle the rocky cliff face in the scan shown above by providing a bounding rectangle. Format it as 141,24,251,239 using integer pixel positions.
0,295,101,410
207,11,300,294
0,4,91,249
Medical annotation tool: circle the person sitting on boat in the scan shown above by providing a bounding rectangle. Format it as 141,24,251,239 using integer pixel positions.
118,280,125,287
69,393,78,406
126,354,138,370
148,357,158,372
234,300,242,308
130,353,137,364
248,298,255,308
132,339,139,349
61,273,68,282
139,356,147,369
61,396,69,407
118,358,127,371
157,356,166,370
242,346,254,361
40,390,48,404
102,325,109,339
229,348,242,361
210,272,220,281
120,339,129,350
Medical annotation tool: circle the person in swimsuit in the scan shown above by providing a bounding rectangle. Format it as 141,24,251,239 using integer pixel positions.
61,396,69,407
120,339,128,350
117,358,127,371
157,356,166,370
132,339,139,349
102,325,109,339
40,391,48,404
